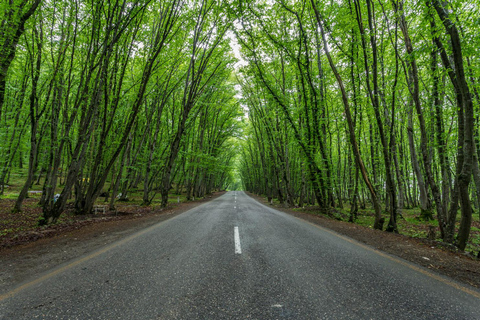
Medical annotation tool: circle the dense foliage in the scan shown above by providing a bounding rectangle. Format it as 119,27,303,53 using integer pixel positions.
235,0,480,250
0,0,242,224
1,0,479,252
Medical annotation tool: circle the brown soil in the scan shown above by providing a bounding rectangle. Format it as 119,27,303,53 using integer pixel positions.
246,192,480,289
0,192,225,294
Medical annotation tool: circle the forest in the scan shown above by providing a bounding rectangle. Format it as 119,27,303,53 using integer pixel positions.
234,0,480,251
0,0,242,226
1,0,479,252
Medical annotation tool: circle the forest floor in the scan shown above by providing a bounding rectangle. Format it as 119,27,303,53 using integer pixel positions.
0,192,217,249
247,192,480,289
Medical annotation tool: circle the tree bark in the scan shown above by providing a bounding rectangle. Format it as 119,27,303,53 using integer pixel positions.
430,0,475,249
310,0,384,229
0,0,42,118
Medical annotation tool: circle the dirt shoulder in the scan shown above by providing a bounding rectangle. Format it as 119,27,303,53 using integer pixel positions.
246,192,480,289
0,192,225,294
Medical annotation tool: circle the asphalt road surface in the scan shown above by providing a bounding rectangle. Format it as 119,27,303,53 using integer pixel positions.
1,191,480,319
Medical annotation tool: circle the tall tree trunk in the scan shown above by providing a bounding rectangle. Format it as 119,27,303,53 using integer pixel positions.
394,0,443,229
430,0,475,250
355,0,397,231
13,24,43,212
0,0,42,118
406,104,431,219
310,1,384,229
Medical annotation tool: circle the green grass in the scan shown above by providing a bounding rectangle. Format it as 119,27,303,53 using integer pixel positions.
96,190,191,207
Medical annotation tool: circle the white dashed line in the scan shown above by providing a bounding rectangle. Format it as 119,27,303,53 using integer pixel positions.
234,226,242,254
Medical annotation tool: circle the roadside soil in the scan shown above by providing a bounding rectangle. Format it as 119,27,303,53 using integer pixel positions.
246,192,480,289
0,192,225,294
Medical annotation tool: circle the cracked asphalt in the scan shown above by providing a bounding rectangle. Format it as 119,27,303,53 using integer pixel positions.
1,191,479,319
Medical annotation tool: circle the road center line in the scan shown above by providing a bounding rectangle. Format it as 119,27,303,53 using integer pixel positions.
234,226,242,254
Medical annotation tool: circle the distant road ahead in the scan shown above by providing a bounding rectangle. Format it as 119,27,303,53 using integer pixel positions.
1,191,479,319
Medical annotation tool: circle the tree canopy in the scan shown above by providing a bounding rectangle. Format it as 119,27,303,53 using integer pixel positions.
0,0,479,251
234,0,480,250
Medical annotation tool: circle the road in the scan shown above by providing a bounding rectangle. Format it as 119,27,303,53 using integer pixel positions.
1,191,479,319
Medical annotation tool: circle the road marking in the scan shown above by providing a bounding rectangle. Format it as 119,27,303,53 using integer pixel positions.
234,226,242,254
